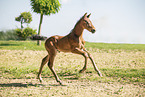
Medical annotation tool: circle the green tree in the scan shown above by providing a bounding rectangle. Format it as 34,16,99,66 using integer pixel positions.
15,12,32,30
15,27,37,40
30,0,61,45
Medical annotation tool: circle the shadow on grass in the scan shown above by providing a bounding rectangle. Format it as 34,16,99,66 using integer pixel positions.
49,84,67,86
0,73,78,88
58,73,79,80
0,43,20,46
0,83,45,88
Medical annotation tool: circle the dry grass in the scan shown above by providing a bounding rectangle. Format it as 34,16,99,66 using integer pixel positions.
0,49,145,97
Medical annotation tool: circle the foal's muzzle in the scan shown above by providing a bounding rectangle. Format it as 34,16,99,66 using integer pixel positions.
91,29,96,33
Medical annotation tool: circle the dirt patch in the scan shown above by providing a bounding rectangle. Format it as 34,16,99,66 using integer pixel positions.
0,78,144,97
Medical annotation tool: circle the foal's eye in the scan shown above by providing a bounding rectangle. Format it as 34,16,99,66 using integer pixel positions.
84,20,92,28
84,20,89,24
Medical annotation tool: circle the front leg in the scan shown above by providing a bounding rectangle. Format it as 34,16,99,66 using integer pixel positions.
71,48,89,73
81,45,103,77
88,54,102,77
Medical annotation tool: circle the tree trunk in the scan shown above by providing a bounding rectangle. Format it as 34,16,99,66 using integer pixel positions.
21,20,23,30
37,13,43,46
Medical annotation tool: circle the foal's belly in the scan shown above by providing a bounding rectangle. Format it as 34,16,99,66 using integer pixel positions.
56,36,72,52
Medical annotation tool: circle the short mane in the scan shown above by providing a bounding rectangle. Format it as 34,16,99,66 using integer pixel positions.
74,16,84,28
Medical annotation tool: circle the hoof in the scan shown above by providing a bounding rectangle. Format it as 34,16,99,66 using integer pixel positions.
79,69,85,73
37,76,43,83
79,70,83,73
39,79,43,83
100,74,103,77
58,80,63,85
98,73,103,77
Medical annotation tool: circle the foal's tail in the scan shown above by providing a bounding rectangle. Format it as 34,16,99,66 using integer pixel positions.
45,36,58,52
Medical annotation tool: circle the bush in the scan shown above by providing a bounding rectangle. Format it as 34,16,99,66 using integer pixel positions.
15,27,37,40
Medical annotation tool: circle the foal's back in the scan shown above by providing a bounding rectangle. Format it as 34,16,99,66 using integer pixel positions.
45,34,72,52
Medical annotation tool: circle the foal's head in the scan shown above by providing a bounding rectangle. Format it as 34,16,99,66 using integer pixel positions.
80,13,96,33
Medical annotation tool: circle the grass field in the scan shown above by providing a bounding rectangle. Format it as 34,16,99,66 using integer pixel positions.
0,41,145,97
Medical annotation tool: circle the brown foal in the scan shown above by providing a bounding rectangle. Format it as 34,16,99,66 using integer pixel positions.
37,13,102,85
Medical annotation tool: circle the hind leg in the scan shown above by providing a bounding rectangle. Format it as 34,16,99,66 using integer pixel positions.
37,55,49,82
47,48,63,85
48,56,62,85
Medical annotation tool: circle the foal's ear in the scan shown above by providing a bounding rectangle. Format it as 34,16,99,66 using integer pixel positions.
87,13,91,18
84,12,87,17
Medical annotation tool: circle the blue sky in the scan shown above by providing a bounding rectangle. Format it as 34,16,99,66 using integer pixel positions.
0,0,145,44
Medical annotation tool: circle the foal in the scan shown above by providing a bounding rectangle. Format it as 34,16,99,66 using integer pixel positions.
37,13,102,85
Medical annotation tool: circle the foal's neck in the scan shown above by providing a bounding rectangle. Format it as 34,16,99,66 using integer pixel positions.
72,23,84,37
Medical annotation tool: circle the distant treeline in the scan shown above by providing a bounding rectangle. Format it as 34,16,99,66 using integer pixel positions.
0,27,37,40
0,29,19,40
